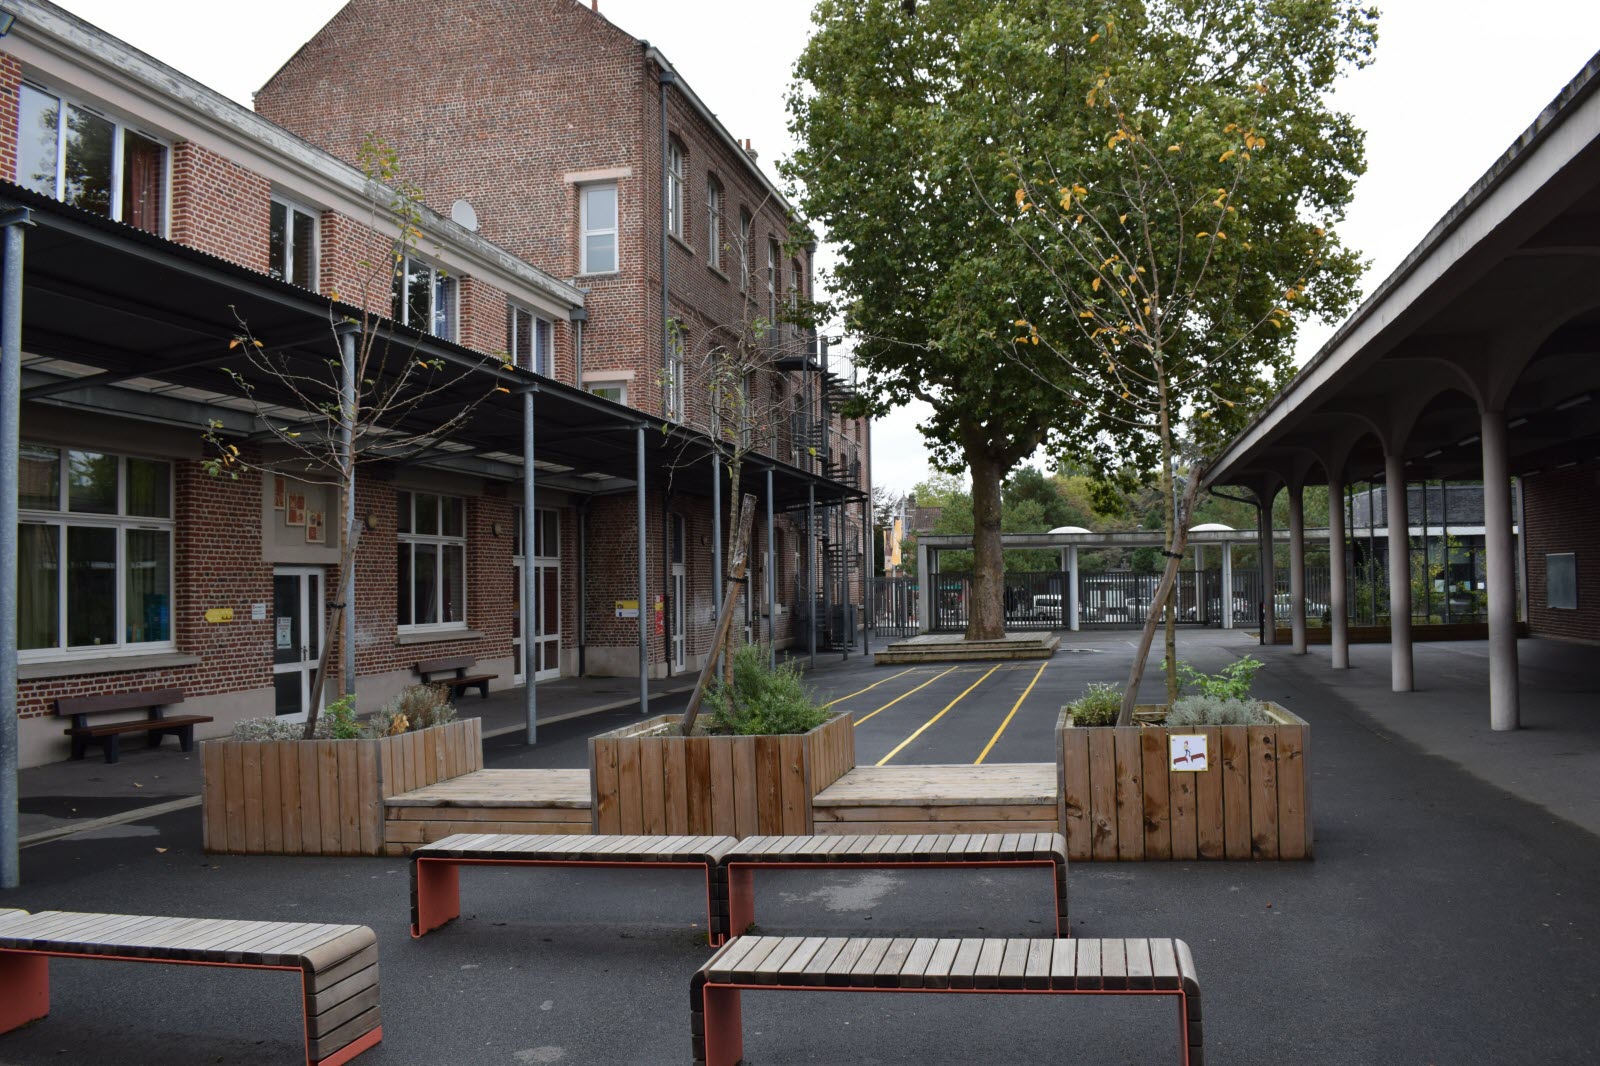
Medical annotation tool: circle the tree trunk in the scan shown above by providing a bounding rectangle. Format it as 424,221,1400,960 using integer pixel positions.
682,494,757,736
966,449,1006,641
305,522,363,739
1160,453,1180,705
1119,466,1202,726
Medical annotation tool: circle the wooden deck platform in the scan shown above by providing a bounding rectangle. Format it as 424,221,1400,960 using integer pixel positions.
812,763,1059,835
383,769,591,855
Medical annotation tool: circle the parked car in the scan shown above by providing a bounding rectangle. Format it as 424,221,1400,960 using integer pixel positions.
1272,593,1328,622
1031,593,1063,623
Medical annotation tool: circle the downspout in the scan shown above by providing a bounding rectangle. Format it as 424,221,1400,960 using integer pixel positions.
577,497,588,677
569,306,587,385
658,64,677,419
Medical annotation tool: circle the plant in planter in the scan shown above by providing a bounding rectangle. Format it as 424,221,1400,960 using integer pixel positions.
705,645,830,737
1165,694,1271,727
1063,682,1123,727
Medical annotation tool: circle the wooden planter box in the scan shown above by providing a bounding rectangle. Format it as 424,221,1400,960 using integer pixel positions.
1056,704,1311,862
201,718,483,856
589,713,855,837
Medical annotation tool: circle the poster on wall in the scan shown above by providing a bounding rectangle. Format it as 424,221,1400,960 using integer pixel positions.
286,492,307,527
306,510,325,544
273,475,287,510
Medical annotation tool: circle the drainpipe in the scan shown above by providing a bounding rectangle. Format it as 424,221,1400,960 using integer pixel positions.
577,497,588,677
523,383,539,745
658,65,677,417
570,306,587,385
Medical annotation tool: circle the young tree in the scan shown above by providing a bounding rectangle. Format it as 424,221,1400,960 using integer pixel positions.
204,136,507,737
988,1,1374,719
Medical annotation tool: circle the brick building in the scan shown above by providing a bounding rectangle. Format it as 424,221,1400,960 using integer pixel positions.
0,0,866,769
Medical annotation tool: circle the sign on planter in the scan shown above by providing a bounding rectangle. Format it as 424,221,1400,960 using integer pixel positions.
1169,734,1208,771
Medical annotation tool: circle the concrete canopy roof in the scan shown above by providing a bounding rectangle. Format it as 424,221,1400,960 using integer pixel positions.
1206,50,1600,491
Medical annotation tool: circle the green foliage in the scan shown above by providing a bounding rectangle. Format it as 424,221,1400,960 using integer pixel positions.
232,700,357,742
1065,682,1123,727
1166,695,1272,727
706,645,830,736
323,695,361,740
1166,656,1263,702
364,684,458,738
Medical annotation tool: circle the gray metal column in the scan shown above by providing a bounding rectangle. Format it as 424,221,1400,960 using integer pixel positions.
1221,541,1234,630
1258,489,1277,645
577,500,588,676
1068,546,1080,632
860,494,869,656
1481,411,1520,730
766,468,776,669
807,483,816,669
637,425,649,713
916,538,931,634
339,326,357,697
0,208,29,889
522,388,538,744
1328,470,1349,668
711,454,722,625
1288,483,1308,654
1385,453,1414,692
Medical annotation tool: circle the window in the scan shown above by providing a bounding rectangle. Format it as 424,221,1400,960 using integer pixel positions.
18,445,174,657
514,508,560,559
391,255,456,340
706,177,722,269
790,257,804,336
579,183,618,274
396,491,467,629
587,381,627,404
17,83,166,235
666,139,685,240
767,238,779,338
509,306,554,376
738,210,752,292
666,321,685,420
270,197,318,289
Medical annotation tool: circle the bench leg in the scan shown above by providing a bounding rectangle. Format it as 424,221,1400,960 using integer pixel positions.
411,859,461,937
476,681,490,699
69,736,86,761
179,724,196,753
701,985,743,1066
726,866,755,938
0,953,49,1034
309,1024,383,1066
102,734,121,765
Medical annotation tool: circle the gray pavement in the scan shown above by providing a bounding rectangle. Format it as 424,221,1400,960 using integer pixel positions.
4,629,1600,1062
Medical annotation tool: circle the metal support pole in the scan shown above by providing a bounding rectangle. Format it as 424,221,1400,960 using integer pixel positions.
766,468,776,670
338,326,358,698
916,538,931,634
522,390,539,744
860,494,869,656
1288,483,1307,654
0,209,29,890
1481,412,1520,730
711,454,722,675
1221,542,1234,630
637,425,650,713
807,483,816,669
1385,453,1414,692
1328,470,1349,668
577,500,588,676
1440,480,1451,625
1068,546,1080,632
1258,488,1277,645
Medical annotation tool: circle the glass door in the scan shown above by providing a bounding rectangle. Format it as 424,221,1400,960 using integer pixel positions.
272,567,325,721
515,508,562,684
670,514,686,671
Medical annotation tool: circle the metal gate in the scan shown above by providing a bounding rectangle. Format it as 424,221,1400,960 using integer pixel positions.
871,577,919,638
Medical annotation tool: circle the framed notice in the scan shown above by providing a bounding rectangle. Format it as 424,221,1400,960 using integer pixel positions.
305,510,325,544
286,491,307,527
273,474,287,510
1169,734,1208,772
615,599,640,619
1547,552,1577,610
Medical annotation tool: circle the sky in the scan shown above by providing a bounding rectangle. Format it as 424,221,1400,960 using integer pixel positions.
50,0,1600,497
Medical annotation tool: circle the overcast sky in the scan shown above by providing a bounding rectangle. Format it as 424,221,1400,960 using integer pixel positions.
53,0,1600,496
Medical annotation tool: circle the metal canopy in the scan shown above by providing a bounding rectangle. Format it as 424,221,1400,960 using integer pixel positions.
4,184,860,511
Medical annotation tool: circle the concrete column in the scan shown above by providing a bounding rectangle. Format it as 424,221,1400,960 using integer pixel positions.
1258,490,1277,645
1221,542,1234,630
1481,411,1520,730
1288,483,1308,654
1328,471,1349,669
1068,546,1080,632
1385,452,1413,692
917,539,931,634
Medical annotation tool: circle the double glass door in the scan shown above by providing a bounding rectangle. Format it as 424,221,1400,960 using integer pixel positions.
273,567,325,720
513,559,560,683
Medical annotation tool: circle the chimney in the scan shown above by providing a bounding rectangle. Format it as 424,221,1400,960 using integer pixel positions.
743,138,758,162
591,0,599,10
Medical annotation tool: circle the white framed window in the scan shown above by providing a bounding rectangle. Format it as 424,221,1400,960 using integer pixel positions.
666,138,685,240
391,254,456,340
767,238,779,337
706,177,722,269
396,491,467,629
270,196,319,289
666,321,686,421
18,444,175,659
513,507,560,560
738,209,752,292
16,82,167,235
509,305,554,376
579,182,618,274
587,381,628,404
790,257,804,337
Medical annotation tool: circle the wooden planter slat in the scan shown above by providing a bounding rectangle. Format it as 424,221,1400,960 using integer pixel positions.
1056,707,1311,861
588,714,854,838
203,719,481,856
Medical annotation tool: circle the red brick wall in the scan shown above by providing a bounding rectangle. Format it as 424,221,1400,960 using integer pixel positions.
0,53,21,184
169,142,271,271
1521,463,1600,642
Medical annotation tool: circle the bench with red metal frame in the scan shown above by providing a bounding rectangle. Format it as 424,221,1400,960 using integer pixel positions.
722,831,1069,939
55,688,213,764
409,833,737,944
0,908,381,1066
691,934,1203,1066
414,655,498,700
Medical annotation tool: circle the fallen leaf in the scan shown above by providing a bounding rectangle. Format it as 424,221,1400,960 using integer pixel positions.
155,848,168,854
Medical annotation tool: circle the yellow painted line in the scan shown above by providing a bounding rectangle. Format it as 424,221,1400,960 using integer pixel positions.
973,661,1048,765
852,665,961,728
876,665,1001,767
822,666,918,708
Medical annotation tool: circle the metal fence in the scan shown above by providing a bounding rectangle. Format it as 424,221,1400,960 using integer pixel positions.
871,577,919,638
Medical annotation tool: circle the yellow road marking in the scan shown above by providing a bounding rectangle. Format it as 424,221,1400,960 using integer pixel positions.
973,661,1048,765
876,665,1001,767
852,665,961,728
823,666,917,708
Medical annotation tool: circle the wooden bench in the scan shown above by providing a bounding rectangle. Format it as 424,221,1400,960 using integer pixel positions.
410,833,736,944
723,831,1069,938
0,908,381,1066
56,689,213,764
692,935,1202,1066
414,656,498,699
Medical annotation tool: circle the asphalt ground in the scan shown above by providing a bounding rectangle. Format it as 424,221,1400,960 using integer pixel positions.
4,630,1600,1063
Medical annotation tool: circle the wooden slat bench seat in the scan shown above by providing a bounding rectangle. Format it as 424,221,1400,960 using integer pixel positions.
410,832,737,943
723,831,1069,938
692,935,1202,1066
0,908,381,1066
56,688,212,764
414,656,497,699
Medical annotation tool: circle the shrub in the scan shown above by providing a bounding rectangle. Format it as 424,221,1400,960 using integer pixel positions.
1066,682,1123,727
706,644,830,736
322,695,361,739
231,708,352,741
1165,694,1272,726
1168,656,1263,702
365,684,457,738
